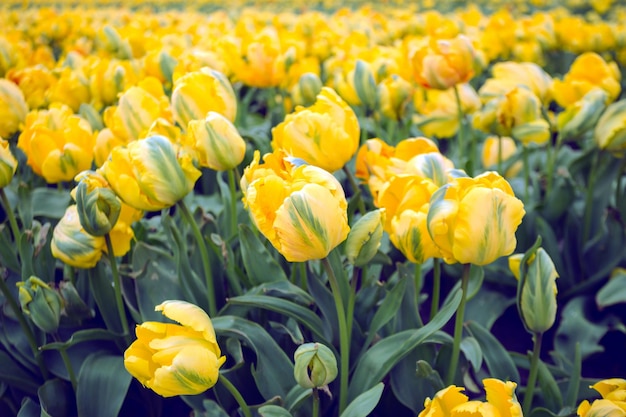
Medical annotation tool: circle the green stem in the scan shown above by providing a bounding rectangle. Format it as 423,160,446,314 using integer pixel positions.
218,373,252,417
312,388,320,417
104,234,130,343
523,146,530,202
582,151,601,243
342,166,366,215
59,347,77,392
227,169,238,240
0,189,20,242
0,275,49,379
445,263,470,386
545,134,562,196
321,257,350,415
414,262,422,317
523,332,543,415
429,258,441,321
178,200,217,317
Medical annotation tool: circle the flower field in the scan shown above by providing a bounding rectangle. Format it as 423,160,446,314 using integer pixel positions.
1,0,626,416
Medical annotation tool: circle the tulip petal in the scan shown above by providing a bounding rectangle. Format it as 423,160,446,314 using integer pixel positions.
156,300,217,345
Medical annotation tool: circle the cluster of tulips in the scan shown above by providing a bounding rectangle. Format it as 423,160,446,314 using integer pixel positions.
1,1,626,416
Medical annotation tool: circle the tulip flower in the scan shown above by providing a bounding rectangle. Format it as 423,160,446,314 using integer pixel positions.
479,61,553,104
171,67,237,127
594,99,626,156
578,379,626,417
0,138,17,188
101,135,201,212
345,209,385,267
293,342,338,389
51,205,106,269
427,171,525,266
187,111,246,171
6,66,57,110
0,79,28,139
291,72,323,108
124,300,226,398
17,276,63,334
46,67,91,113
271,87,360,173
241,149,350,262
411,35,478,90
481,136,522,178
73,170,121,237
377,74,413,120
17,103,95,184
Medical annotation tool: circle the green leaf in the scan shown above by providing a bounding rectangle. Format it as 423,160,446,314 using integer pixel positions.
348,290,461,400
0,350,39,395
537,359,563,412
391,345,436,413
0,227,20,272
341,383,384,417
89,263,124,333
30,188,72,220
596,271,626,308
466,321,520,383
465,289,515,331
258,405,294,417
38,378,72,417
460,337,483,373
17,397,40,417
76,353,132,417
226,294,328,344
40,329,121,351
239,224,288,285
565,343,582,408
194,400,230,417
362,278,407,352
212,316,294,400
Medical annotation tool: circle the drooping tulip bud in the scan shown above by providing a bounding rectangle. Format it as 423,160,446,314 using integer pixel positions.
17,276,63,333
292,72,323,108
73,170,121,236
345,209,386,267
293,342,338,389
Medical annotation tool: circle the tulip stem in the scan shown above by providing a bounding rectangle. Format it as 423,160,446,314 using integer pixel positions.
227,169,238,239
321,257,350,415
0,189,20,242
0,273,49,380
312,387,320,417
445,263,470,386
429,258,441,321
104,234,130,343
218,373,252,417
178,200,217,318
523,331,543,415
58,347,77,392
582,151,601,243
342,166,366,215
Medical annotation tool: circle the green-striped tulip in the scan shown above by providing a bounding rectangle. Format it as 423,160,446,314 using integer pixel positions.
0,138,17,188
73,170,121,236
0,79,28,139
51,205,105,269
187,111,246,171
595,99,626,156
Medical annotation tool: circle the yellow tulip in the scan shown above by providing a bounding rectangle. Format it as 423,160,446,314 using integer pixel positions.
6,66,57,110
0,138,17,188
481,136,522,178
241,149,350,262
100,135,201,212
171,67,237,127
46,67,91,113
411,35,478,90
557,88,608,141
427,172,525,265
17,103,95,184
51,205,106,269
187,111,246,171
93,128,126,168
73,170,121,237
552,52,621,108
0,79,28,139
88,58,143,111
107,201,143,257
578,378,626,417
271,87,359,173
377,74,413,120
479,61,553,104
124,300,226,398
594,99,626,156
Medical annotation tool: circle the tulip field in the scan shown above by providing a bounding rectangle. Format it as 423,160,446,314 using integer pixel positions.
1,0,626,416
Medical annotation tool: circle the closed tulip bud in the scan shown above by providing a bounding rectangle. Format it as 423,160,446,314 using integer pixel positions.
0,138,17,188
101,135,201,211
58,281,93,320
509,248,558,333
594,99,626,156
79,103,104,132
51,205,105,268
171,67,237,128
73,170,121,236
241,150,350,262
427,172,525,265
187,112,246,171
271,87,360,173
353,60,377,109
16,276,63,333
293,342,338,389
0,79,28,139
377,74,413,120
124,300,226,397
557,88,607,141
292,72,323,108
345,209,385,267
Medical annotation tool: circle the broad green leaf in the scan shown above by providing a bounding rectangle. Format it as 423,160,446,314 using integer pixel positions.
38,378,71,417
212,316,294,400
0,350,39,394
537,359,563,412
19,232,34,279
226,294,328,343
362,277,407,351
460,337,483,373
565,343,582,408
89,263,124,334
466,321,520,383
76,353,131,417
239,224,288,285
595,270,626,308
194,400,229,417
17,397,40,417
31,188,71,220
391,345,436,413
0,228,19,272
258,405,294,417
465,289,515,330
341,383,384,417
40,329,121,351
348,290,461,400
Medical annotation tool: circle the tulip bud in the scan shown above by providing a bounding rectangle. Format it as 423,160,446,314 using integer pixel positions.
73,170,121,236
293,342,338,389
0,138,17,188
292,72,323,108
79,103,104,131
557,88,607,141
594,98,626,156
509,248,558,333
59,280,94,320
187,111,246,171
345,209,386,267
377,74,412,120
17,276,63,333
354,60,377,110
51,205,106,268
